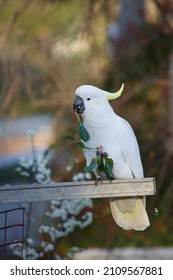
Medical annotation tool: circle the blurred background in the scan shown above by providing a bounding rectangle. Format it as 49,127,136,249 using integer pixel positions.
0,0,173,259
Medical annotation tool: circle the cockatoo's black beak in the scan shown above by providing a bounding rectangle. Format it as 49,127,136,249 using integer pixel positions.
73,96,85,113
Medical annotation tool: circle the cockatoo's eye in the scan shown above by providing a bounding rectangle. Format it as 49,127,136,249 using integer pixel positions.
87,98,91,101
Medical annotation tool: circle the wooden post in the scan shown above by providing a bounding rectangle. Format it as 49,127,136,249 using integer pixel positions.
0,178,156,204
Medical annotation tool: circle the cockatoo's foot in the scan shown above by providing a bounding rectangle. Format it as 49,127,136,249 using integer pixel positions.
96,145,108,158
95,177,102,186
109,178,114,183
95,174,115,186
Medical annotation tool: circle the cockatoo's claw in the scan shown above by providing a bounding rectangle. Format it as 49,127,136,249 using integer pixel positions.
109,175,116,182
95,177,102,186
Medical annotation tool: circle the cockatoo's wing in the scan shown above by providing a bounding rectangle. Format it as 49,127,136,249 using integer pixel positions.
116,117,144,178
109,116,150,231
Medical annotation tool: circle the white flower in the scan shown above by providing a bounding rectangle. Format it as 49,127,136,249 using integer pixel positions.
19,158,30,169
26,238,34,245
25,247,39,260
77,172,84,180
21,171,29,177
41,241,54,252
39,225,49,234
63,218,80,235
35,173,45,183
47,208,67,220
65,199,93,215
10,243,22,257
84,172,92,180
39,225,65,241
80,212,93,228
72,174,78,181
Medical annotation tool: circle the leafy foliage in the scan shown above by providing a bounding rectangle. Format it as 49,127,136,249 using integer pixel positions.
66,136,87,149
68,115,115,181
78,121,90,142
84,149,114,181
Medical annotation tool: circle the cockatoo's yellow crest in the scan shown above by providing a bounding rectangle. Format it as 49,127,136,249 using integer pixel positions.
105,83,124,101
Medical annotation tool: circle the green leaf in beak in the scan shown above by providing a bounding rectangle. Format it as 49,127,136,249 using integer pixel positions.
78,121,90,142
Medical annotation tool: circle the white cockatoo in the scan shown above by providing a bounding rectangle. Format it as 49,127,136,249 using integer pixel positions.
73,84,150,231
